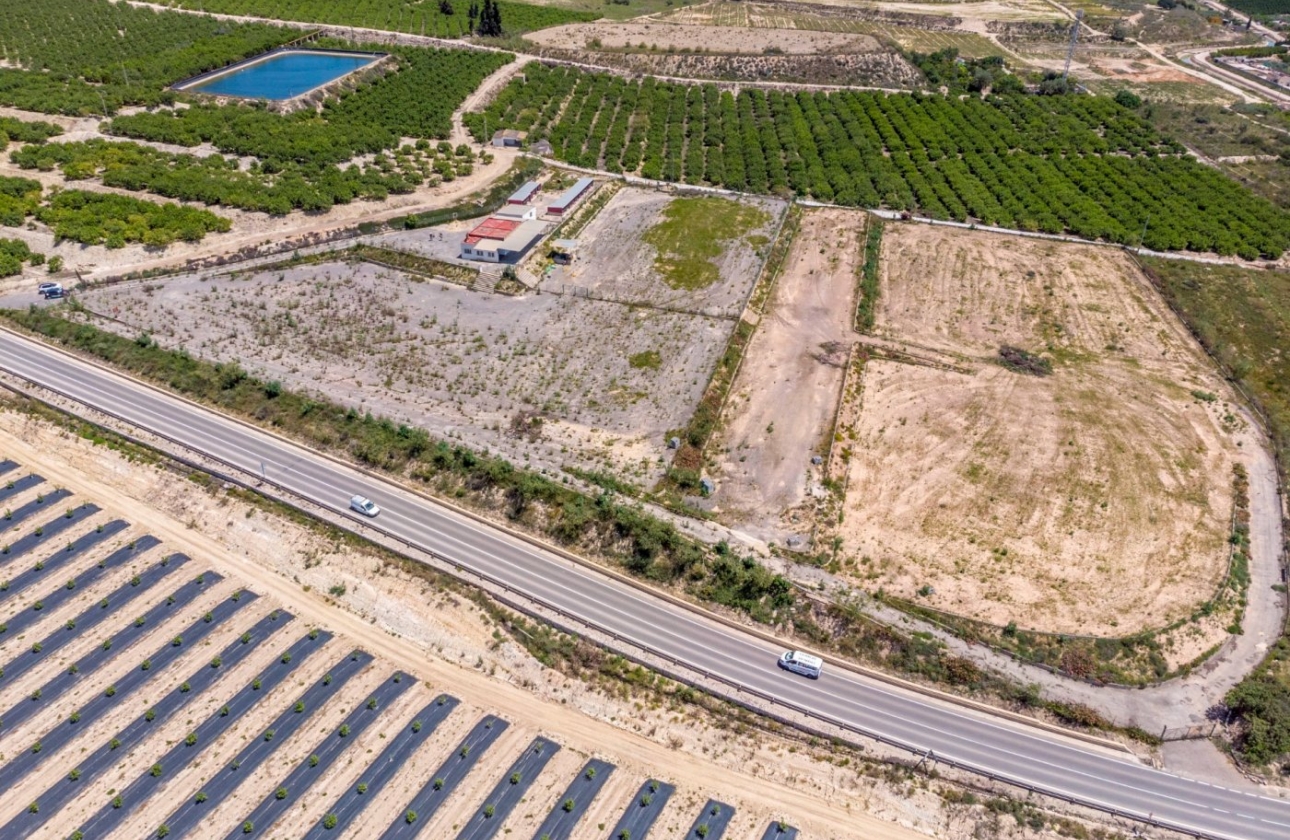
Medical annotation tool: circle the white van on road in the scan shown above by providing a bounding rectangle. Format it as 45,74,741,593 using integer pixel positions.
349,494,380,517
778,650,823,679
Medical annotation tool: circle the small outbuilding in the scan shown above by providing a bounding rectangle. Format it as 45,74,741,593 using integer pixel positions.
507,180,540,205
547,177,594,216
490,128,527,148
495,204,538,222
530,139,553,156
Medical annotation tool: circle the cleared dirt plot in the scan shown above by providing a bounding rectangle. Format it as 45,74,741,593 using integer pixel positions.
79,228,750,483
529,21,887,53
547,189,784,319
710,208,864,544
837,224,1243,635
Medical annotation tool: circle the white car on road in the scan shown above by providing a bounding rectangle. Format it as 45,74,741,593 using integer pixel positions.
349,494,380,517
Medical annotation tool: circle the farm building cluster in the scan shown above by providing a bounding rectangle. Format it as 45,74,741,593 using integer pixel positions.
458,177,594,264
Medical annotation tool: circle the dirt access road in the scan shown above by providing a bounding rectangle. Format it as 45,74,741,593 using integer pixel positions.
711,208,864,545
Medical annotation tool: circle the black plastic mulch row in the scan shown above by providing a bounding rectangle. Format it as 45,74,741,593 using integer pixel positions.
73,628,333,840
758,822,798,840
379,714,511,840
0,460,18,478
161,648,375,840
0,519,129,606
0,493,83,562
0,472,42,506
682,799,734,840
0,533,159,640
456,737,560,840
608,779,675,840
530,759,616,840
0,610,294,836
0,571,233,736
0,544,177,686
228,671,415,840
299,695,459,840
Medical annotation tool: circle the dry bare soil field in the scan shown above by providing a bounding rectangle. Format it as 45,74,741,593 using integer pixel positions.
710,208,865,545
77,189,782,488
836,224,1244,636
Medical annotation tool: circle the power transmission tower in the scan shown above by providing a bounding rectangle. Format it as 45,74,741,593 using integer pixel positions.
1062,10,1085,82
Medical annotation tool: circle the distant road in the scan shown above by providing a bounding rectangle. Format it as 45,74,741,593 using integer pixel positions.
0,327,1288,840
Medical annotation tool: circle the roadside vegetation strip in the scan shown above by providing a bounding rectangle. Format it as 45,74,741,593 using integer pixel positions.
164,0,598,36
74,630,331,838
608,779,674,840
683,799,735,840
853,216,883,333
0,307,797,625
153,649,374,839
471,64,1290,259
0,610,291,811
226,671,414,840
299,695,459,840
0,0,292,115
0,519,129,606
378,715,510,840
530,759,615,840
0,524,139,637
455,737,560,840
0,546,178,687
0,583,252,739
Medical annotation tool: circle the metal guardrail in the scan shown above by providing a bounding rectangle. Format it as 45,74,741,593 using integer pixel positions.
0,363,1229,840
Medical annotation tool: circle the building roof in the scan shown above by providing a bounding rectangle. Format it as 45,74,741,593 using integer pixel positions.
491,128,527,142
508,180,539,203
551,239,579,252
494,204,535,219
463,217,521,246
549,177,594,211
497,220,546,254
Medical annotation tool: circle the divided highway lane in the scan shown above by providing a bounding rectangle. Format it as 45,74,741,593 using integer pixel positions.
1,329,1287,840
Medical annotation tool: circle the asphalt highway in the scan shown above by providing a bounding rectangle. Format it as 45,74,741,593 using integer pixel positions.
0,328,1287,840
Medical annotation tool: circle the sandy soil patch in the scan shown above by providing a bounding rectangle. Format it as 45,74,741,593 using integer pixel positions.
659,0,1061,27
1088,57,1206,84
710,208,865,545
529,21,884,53
836,224,1242,636
78,253,732,485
